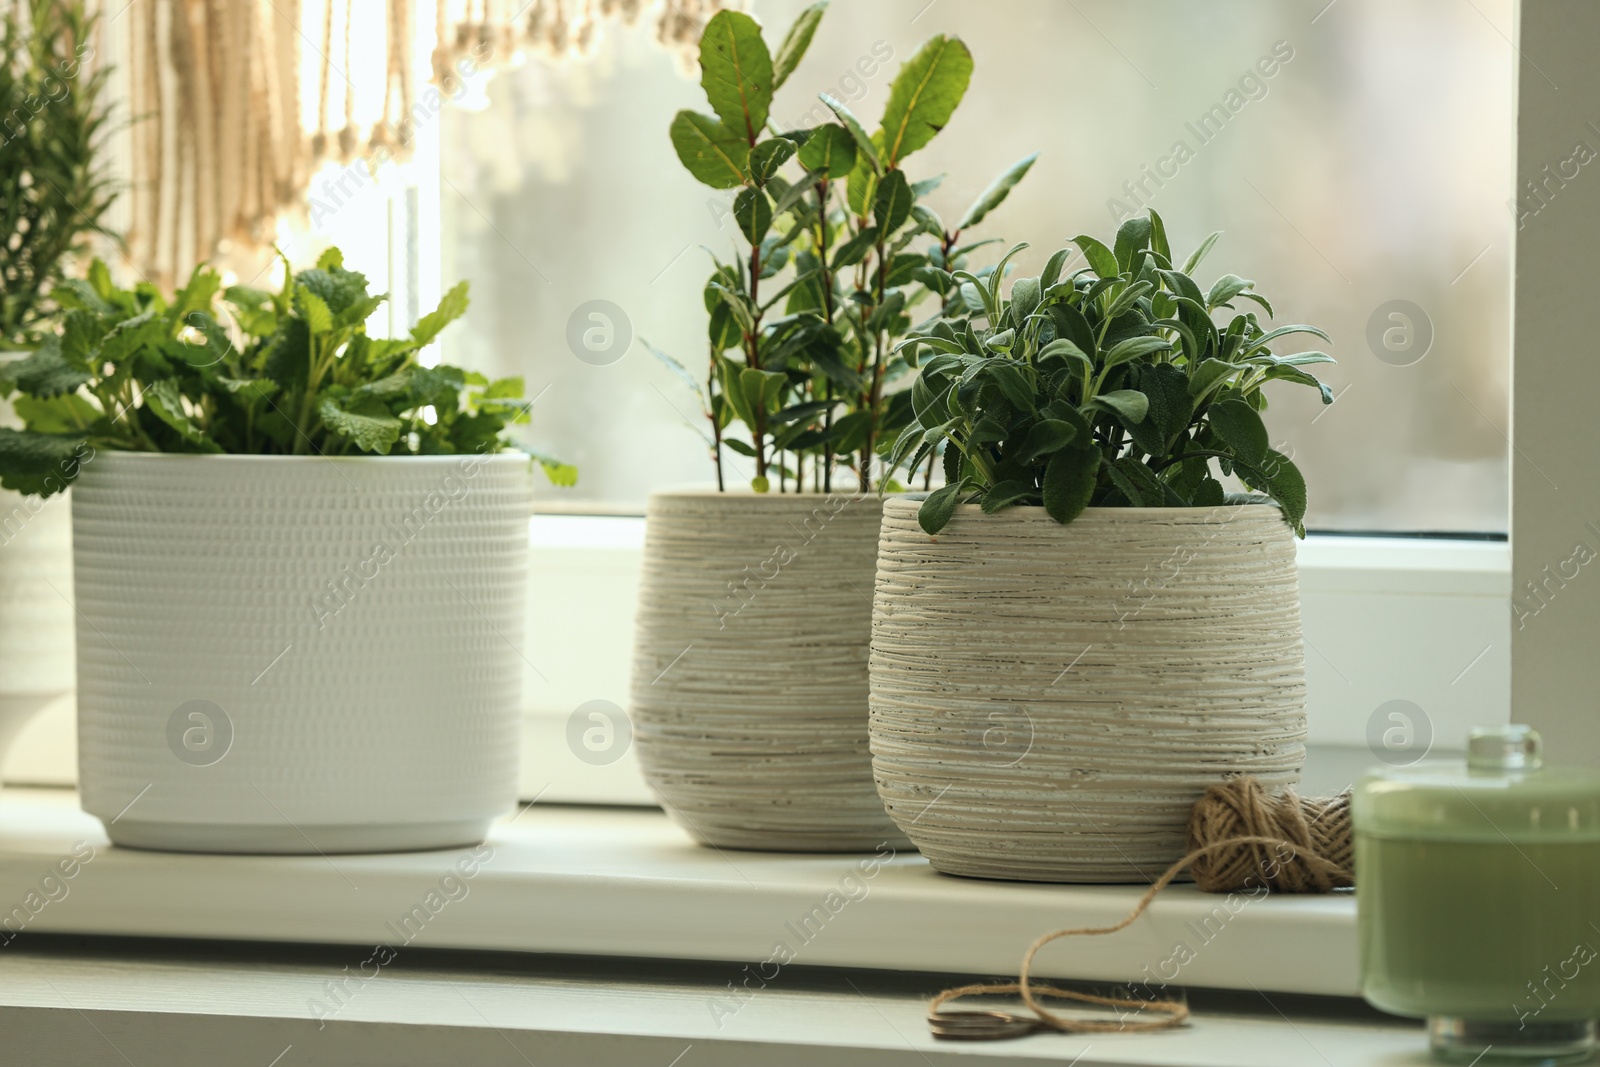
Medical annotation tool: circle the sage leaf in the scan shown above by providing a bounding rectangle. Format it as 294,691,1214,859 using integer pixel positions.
1071,234,1119,280
1040,246,1073,291
1182,231,1222,273
1262,450,1307,535
1206,273,1255,308
1209,397,1269,465
918,479,967,534
1113,215,1152,271
1262,363,1336,404
1148,208,1171,263
981,479,1037,513
1038,337,1093,371
1102,335,1172,370
1009,276,1041,324
1042,446,1099,525
1127,362,1191,456
1089,389,1150,424
1016,419,1077,463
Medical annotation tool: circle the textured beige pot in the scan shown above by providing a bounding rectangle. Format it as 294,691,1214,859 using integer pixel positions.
630,490,909,851
870,499,1306,882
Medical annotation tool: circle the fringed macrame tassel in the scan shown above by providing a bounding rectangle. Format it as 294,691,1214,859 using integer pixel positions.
119,0,728,284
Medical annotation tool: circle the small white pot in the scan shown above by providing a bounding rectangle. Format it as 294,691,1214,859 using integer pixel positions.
630,489,908,851
0,494,76,784
72,452,533,853
870,499,1306,882
0,362,79,775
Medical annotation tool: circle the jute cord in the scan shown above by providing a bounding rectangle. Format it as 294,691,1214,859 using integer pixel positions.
929,777,1354,1041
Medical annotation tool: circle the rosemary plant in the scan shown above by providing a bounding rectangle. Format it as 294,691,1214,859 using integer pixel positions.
0,0,117,348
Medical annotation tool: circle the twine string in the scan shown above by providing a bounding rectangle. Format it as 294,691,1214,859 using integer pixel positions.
929,778,1355,1041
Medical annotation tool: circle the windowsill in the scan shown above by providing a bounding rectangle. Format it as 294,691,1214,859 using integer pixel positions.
0,786,1356,998
1,937,1416,1067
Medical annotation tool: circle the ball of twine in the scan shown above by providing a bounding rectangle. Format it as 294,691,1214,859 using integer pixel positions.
929,776,1353,1041
1187,776,1353,893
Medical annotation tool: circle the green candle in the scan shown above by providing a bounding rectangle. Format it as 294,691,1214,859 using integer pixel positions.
1355,726,1600,1063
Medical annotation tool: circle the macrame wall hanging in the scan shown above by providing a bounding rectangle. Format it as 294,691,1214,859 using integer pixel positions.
119,0,732,289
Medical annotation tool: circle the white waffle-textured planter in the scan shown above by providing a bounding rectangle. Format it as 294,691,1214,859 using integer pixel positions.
870,499,1306,883
72,452,532,854
630,490,908,852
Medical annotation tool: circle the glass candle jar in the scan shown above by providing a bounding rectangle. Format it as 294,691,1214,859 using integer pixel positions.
1355,725,1600,1064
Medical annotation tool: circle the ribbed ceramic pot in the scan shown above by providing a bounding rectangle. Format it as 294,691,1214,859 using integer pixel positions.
630,489,909,851
72,452,532,853
870,499,1306,882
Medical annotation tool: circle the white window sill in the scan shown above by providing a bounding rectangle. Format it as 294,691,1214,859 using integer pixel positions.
0,785,1356,999
1,937,1415,1067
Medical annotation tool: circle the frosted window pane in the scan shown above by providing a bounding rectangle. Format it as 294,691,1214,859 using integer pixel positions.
441,0,1512,532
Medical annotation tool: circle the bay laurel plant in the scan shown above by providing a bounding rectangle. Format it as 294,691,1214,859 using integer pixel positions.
0,248,575,496
660,2,1034,493
885,211,1334,536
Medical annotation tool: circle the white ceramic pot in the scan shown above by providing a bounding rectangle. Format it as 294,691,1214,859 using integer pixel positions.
0,490,77,780
630,490,908,851
0,373,79,777
870,500,1306,882
72,452,533,853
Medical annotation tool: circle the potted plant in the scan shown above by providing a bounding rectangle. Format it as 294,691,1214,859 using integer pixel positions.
0,250,574,853
0,0,118,774
636,2,1033,850
871,212,1333,881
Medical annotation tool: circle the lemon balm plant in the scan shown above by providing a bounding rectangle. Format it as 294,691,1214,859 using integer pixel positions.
660,2,1033,493
0,248,574,492
0,250,568,855
886,211,1333,535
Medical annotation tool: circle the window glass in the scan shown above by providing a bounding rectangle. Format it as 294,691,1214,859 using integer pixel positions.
442,0,1512,532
